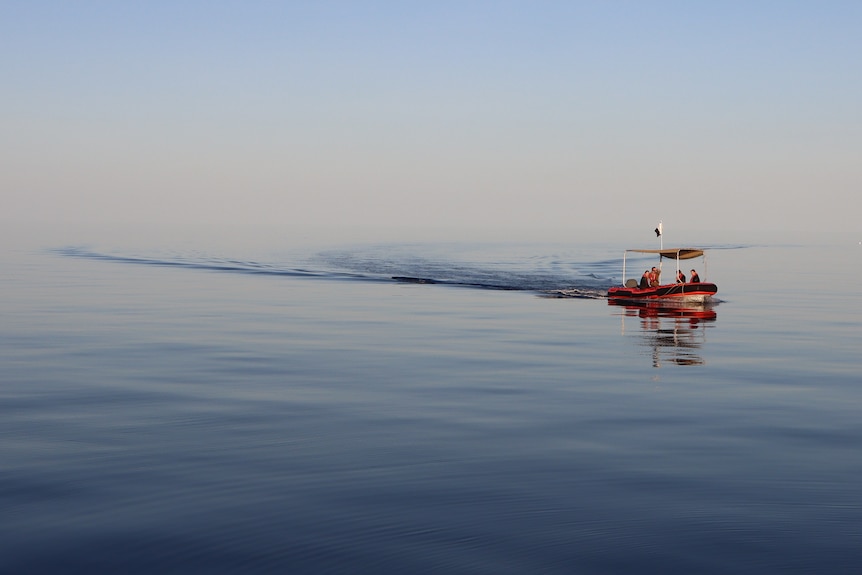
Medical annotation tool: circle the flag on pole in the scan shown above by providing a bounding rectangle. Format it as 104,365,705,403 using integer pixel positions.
654,221,663,237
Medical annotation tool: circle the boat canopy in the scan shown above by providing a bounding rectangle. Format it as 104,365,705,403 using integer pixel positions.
626,248,704,260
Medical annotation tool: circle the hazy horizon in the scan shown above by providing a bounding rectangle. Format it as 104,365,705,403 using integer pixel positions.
4,2,860,241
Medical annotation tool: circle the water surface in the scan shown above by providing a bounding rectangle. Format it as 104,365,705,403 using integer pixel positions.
2,228,860,574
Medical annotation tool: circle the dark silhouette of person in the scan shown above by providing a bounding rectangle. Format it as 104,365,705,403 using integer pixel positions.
676,270,686,283
689,269,701,283
639,270,650,289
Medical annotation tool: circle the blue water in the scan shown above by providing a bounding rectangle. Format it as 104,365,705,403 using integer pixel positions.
2,227,861,574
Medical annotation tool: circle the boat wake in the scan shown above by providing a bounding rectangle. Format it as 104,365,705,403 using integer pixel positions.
54,244,618,298
313,244,613,296
54,246,338,279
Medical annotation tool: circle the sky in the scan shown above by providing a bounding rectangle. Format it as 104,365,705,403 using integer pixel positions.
3,1,861,241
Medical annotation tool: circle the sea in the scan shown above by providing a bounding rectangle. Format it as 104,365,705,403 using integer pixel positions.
3,224,861,574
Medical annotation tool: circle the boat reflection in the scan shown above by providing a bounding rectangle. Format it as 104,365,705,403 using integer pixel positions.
608,300,717,367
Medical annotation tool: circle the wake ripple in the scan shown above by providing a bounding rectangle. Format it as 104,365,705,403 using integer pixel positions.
55,245,615,297
54,247,351,280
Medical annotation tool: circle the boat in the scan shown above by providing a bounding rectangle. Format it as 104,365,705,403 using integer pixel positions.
607,247,717,304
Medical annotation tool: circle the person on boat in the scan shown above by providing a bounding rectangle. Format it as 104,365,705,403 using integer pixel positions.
639,270,650,289
676,270,686,283
689,269,700,283
649,267,661,287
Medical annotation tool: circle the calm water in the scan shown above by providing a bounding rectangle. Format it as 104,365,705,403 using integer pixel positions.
2,227,861,574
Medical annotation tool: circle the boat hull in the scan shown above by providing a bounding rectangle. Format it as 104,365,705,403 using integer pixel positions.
607,282,717,304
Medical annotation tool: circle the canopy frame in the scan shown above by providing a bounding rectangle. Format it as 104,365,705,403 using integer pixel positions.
622,248,708,286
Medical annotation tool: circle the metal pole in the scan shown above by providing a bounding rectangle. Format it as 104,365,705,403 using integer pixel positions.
622,251,627,285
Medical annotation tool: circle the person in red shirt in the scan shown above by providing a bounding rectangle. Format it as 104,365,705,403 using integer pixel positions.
639,270,651,289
